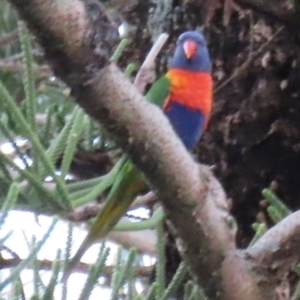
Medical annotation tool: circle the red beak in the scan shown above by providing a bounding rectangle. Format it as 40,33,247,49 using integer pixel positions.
183,39,197,59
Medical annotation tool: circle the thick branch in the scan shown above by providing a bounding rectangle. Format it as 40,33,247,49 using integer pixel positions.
246,211,300,278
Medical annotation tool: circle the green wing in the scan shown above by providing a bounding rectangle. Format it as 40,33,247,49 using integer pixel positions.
146,76,171,107
62,76,171,281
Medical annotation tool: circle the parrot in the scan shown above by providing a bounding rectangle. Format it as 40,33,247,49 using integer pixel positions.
62,31,212,281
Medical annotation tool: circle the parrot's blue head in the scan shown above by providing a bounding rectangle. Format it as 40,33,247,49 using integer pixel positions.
170,31,211,73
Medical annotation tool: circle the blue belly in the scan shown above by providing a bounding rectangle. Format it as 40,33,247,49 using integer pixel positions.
164,101,205,150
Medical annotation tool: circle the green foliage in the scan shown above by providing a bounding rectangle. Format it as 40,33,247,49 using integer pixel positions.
19,23,37,135
70,155,126,208
0,77,71,208
155,219,166,298
250,188,291,246
262,188,291,221
0,182,19,228
78,245,110,300
160,262,188,300
249,222,267,247
61,223,74,300
292,281,300,300
0,0,21,97
46,106,76,165
145,283,158,300
111,247,137,300
0,18,130,215
42,250,62,300
111,39,128,63
113,206,164,231
184,284,206,300
146,76,170,107
60,107,88,177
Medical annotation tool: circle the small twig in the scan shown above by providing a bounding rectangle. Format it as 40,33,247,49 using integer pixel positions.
108,230,157,255
0,29,18,48
66,203,102,222
2,49,42,62
214,26,284,94
67,191,156,222
129,191,156,209
0,245,26,300
0,257,153,277
134,33,169,93
1,245,20,260
0,60,51,77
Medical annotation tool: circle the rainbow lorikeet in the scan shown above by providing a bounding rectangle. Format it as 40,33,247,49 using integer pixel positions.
63,31,212,280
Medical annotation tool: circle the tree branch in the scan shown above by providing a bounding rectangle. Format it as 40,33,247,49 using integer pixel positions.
0,257,153,278
108,230,157,256
0,29,18,48
246,211,300,279
6,0,295,299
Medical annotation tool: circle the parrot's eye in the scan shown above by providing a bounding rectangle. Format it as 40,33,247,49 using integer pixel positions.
195,38,205,46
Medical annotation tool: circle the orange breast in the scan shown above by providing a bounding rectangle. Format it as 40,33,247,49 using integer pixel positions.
165,68,213,116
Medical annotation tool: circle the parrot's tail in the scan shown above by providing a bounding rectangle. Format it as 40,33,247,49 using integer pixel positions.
62,162,147,282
